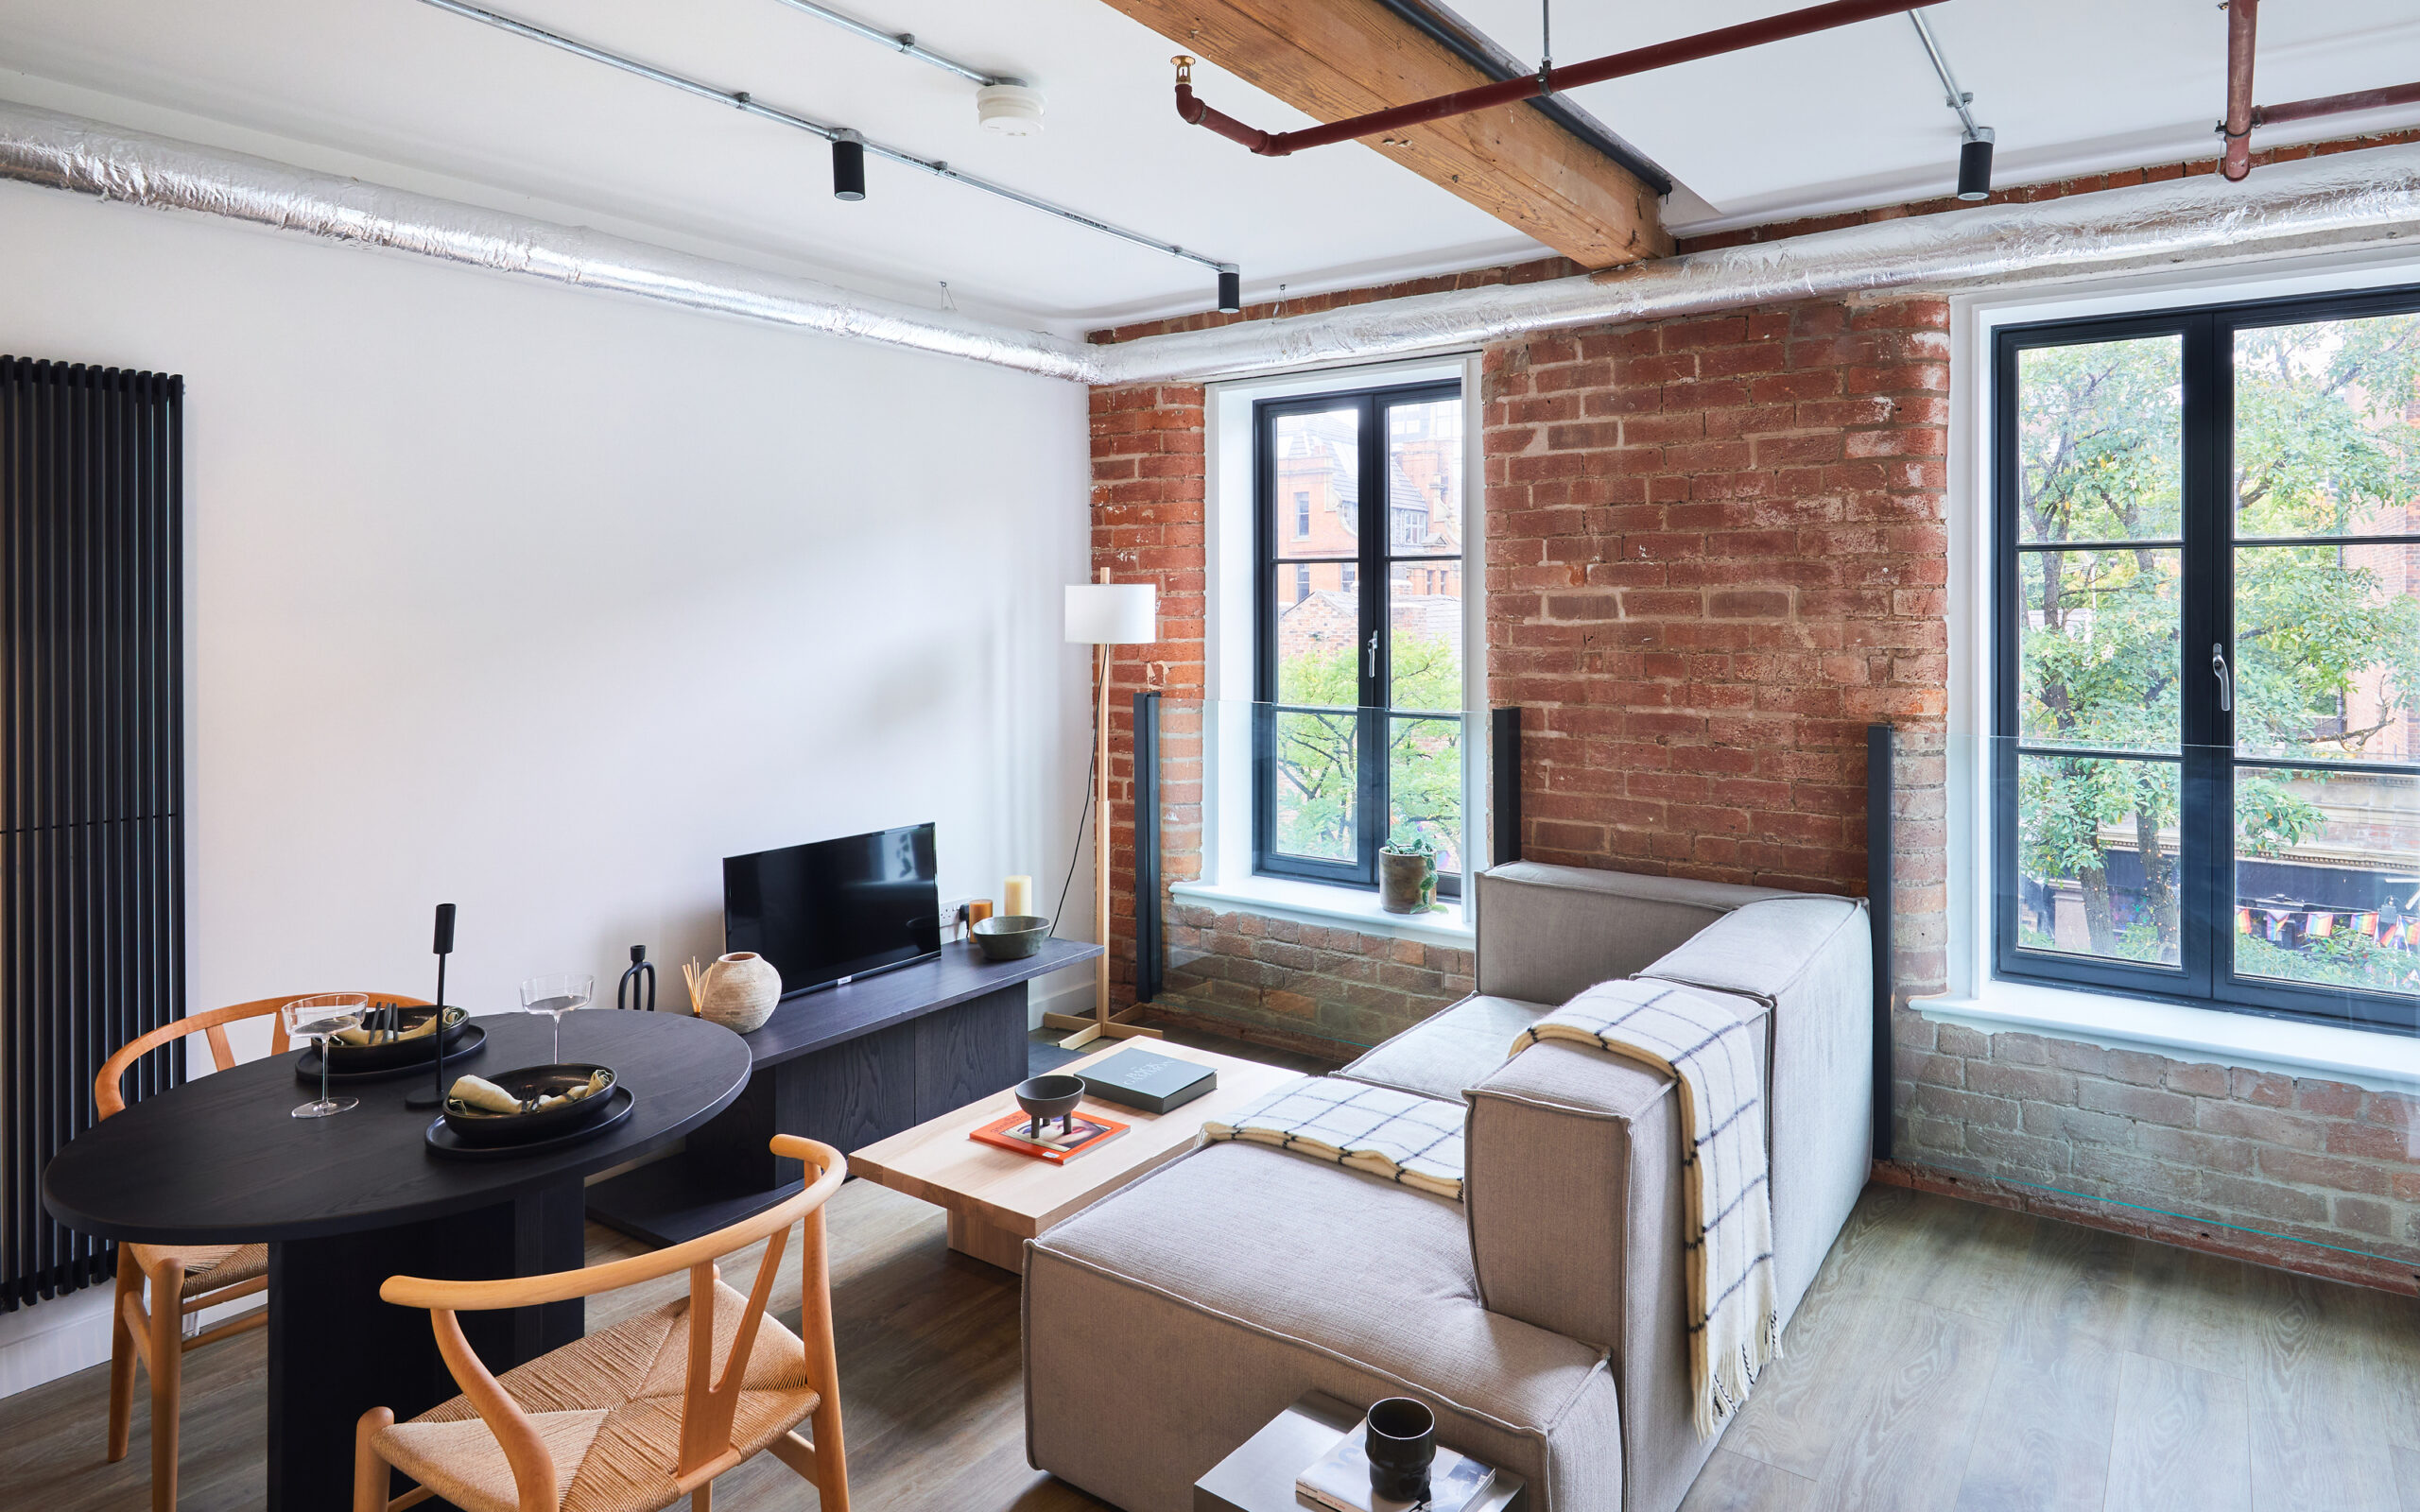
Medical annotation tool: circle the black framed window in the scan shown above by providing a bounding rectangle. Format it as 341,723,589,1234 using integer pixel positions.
1994,284,2420,1031
1253,381,1467,895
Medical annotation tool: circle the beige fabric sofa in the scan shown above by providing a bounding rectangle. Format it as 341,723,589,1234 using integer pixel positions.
1024,862,1873,1512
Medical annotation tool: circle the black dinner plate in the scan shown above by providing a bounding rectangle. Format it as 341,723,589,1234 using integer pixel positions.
441,1063,619,1146
295,1022,487,1085
424,1086,633,1160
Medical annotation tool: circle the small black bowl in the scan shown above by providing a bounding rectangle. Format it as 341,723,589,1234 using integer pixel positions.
441,1064,618,1147
321,1005,472,1073
1013,1074,1086,1138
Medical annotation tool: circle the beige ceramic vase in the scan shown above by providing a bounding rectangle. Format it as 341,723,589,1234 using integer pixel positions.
698,951,782,1032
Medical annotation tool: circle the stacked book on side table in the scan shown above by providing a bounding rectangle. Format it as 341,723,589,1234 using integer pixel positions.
1193,1395,1525,1512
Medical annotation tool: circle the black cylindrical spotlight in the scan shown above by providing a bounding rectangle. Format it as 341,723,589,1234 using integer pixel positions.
1217,268,1241,315
832,134,866,201
1957,129,1995,202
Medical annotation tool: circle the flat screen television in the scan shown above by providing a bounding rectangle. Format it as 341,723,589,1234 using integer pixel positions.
723,822,942,996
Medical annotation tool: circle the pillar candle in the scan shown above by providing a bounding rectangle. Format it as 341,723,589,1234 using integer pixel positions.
1003,875,1034,917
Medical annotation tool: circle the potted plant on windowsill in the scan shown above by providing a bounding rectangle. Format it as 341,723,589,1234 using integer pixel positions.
1379,837,1439,915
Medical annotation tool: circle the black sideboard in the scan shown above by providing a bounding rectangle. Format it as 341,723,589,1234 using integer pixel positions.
584,936,1102,1246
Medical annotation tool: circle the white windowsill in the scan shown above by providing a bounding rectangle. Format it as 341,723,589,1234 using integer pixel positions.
1921,980,2420,1094
1170,875,1475,948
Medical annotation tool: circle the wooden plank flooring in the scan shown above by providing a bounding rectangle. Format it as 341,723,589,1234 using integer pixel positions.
4,1126,2416,1509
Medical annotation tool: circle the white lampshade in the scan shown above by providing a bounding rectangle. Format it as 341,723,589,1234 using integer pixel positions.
1064,581,1157,645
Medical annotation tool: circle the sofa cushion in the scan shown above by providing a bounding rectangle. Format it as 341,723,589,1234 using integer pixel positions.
1476,863,1801,1006
1339,993,1554,1102
1025,1139,1622,1512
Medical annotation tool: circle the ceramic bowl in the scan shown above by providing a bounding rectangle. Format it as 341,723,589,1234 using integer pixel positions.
1012,1074,1086,1135
972,914,1050,961
441,1063,618,1147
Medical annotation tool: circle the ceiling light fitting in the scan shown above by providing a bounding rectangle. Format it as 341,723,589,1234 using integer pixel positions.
415,0,1234,301
1171,0,1914,158
832,129,866,199
1910,9,1995,200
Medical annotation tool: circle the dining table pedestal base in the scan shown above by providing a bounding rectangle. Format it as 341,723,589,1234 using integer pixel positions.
267,1175,585,1512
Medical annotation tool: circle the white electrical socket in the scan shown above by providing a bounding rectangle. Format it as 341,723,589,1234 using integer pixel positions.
939,896,974,932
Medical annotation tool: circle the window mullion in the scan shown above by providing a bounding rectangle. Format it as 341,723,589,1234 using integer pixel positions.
2180,312,2229,1004
1357,392,1386,884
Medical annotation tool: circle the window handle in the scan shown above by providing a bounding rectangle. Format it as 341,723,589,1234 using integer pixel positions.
2212,642,2232,713
1366,630,1379,678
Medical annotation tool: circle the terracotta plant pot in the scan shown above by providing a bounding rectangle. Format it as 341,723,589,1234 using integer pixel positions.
1379,850,1433,914
698,951,782,1032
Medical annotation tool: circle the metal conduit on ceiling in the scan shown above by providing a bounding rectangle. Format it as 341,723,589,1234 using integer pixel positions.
4,102,2419,385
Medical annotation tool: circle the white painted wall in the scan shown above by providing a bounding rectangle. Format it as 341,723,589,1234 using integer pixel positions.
0,180,1096,1390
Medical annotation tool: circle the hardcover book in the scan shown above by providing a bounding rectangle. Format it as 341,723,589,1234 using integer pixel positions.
1077,1047,1217,1113
969,1108,1129,1164
1294,1422,1495,1512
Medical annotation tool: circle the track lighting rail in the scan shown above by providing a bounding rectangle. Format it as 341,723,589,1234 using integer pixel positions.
765,0,1015,88
414,0,1236,284
1172,0,1920,158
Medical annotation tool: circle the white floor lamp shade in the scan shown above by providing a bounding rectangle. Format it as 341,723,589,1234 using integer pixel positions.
1065,581,1157,644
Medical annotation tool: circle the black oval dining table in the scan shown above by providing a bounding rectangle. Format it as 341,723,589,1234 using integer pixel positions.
43,1009,752,1512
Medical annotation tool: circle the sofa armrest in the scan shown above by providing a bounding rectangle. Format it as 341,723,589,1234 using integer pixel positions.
1463,1040,1717,1512
1474,862,1799,1006
1639,895,1873,1326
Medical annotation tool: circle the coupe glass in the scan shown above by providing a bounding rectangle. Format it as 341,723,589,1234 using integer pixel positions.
520,972,593,1064
285,992,367,1119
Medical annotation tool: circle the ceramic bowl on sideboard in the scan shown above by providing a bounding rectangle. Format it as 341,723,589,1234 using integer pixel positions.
972,914,1050,961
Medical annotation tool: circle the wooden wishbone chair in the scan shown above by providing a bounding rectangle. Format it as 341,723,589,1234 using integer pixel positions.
354,1134,852,1512
95,991,434,1512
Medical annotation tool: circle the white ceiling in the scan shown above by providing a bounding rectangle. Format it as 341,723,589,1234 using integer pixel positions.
1,0,2415,335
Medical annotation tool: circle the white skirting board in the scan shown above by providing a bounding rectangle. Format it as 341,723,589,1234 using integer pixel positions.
0,1280,265,1400
1030,963,1098,1029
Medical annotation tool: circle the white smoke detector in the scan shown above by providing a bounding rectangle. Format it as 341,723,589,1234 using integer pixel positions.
977,83,1045,136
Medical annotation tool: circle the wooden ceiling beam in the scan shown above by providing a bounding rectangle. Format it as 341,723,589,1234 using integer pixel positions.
1100,0,1670,268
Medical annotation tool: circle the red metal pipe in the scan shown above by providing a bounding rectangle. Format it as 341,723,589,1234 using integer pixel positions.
1171,0,1923,159
2254,79,2420,129
2221,0,2257,181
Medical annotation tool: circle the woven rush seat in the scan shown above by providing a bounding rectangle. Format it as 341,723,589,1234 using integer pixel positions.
149,1243,269,1299
376,1278,820,1512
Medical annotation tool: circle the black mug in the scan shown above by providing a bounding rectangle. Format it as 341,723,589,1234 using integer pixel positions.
1365,1396,1436,1503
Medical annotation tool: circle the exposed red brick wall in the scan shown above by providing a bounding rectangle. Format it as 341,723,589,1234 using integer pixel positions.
1480,298,1950,891
1084,233,2420,1291
1089,384,1207,1015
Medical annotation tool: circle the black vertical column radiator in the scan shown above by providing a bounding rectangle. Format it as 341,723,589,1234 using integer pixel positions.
0,357,186,1310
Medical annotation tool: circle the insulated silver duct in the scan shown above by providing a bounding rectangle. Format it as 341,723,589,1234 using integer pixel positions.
1094,141,2420,385
0,100,1096,382
5,99,2419,388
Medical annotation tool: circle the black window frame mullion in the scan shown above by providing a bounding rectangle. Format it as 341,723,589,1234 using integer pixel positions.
1992,282,2420,1034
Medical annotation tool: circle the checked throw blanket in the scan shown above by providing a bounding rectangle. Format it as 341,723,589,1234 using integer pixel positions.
1511,978,1780,1438
1200,1075,1465,1200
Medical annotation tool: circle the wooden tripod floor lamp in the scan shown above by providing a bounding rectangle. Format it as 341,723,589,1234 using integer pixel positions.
1044,569,1167,1052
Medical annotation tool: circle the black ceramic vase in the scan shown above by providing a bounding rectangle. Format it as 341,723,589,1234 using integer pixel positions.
1365,1396,1436,1503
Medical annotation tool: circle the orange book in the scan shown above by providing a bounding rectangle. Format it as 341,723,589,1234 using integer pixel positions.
970,1108,1130,1164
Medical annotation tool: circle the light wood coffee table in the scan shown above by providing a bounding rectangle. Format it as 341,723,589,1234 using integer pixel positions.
848,1039,1303,1271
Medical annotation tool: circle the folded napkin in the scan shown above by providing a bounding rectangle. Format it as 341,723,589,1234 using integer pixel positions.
448,1074,523,1114
449,1070,610,1115
536,1071,612,1109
